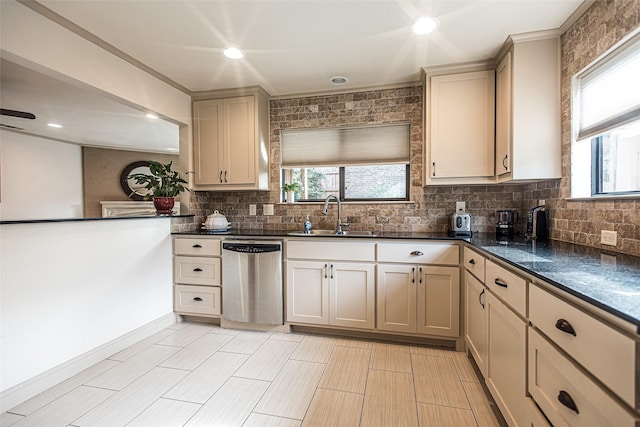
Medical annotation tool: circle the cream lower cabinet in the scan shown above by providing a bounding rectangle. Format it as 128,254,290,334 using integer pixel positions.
376,242,460,337
285,240,375,330
464,270,487,375
485,290,527,427
173,237,222,317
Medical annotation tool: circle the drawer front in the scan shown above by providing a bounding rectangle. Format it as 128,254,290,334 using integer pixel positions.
485,260,526,316
174,238,221,256
377,242,459,265
174,285,221,316
528,329,639,427
174,256,221,285
530,284,638,410
286,240,375,262
463,246,485,282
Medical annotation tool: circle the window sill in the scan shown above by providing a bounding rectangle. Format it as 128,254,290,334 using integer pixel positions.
567,193,640,201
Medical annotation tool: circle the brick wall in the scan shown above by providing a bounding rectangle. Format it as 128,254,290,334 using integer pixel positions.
522,0,640,256
191,86,523,235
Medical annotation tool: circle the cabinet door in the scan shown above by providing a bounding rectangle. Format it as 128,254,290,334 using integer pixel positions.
429,70,495,179
496,51,512,177
417,265,460,337
223,96,255,185
286,260,329,325
193,99,224,186
376,264,416,333
330,262,375,330
485,291,527,427
464,271,487,375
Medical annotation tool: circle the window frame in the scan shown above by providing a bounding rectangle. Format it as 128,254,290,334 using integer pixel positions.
281,164,411,203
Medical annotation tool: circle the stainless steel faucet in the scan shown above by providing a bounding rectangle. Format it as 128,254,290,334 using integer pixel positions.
321,194,349,234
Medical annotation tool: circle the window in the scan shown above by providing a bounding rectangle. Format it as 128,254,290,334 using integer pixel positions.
572,31,640,197
280,124,410,201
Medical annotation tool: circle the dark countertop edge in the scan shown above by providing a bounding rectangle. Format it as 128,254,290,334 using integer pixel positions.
1,214,195,225
469,245,640,331
173,229,640,329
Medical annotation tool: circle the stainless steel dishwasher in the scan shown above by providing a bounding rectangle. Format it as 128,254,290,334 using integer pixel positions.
221,240,283,325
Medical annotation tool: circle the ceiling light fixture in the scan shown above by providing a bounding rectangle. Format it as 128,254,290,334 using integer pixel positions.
145,113,159,120
47,123,63,128
222,47,244,59
412,17,439,35
330,76,348,85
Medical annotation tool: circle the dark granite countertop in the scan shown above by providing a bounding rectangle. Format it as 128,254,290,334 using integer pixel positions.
174,229,640,329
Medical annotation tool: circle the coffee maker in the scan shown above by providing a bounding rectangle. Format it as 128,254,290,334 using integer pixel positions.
496,210,518,236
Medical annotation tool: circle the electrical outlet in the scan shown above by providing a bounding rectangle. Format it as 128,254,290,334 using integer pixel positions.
249,204,257,216
456,201,466,212
263,204,274,216
538,199,545,206
601,230,617,246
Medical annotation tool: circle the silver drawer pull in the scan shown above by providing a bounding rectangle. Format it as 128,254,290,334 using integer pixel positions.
469,259,476,265
558,390,579,414
494,278,508,288
193,297,203,302
193,268,203,272
555,319,577,336
410,251,424,256
192,244,202,248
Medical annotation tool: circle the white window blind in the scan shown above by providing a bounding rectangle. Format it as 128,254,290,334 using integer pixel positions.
281,123,410,168
575,32,640,141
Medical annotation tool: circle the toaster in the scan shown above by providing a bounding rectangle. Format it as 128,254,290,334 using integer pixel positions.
449,212,472,236
526,206,547,240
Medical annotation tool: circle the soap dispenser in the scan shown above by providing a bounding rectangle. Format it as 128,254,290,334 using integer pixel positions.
304,215,312,233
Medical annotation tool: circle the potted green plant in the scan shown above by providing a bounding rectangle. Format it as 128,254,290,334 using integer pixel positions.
282,182,301,203
127,161,190,214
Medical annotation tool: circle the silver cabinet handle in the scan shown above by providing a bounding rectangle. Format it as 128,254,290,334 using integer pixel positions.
411,267,415,283
432,162,436,177
503,154,508,170
410,251,424,256
330,264,334,279
419,267,423,284
224,171,228,183
479,289,485,308
219,171,223,183
324,263,328,279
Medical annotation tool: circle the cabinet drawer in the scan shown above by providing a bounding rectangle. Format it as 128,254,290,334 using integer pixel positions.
486,260,526,316
174,285,221,316
174,256,221,285
174,238,221,256
530,284,638,410
463,246,485,282
528,329,639,427
377,242,459,265
286,240,375,262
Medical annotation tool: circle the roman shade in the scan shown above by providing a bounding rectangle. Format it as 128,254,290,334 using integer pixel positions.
575,32,640,141
281,123,411,168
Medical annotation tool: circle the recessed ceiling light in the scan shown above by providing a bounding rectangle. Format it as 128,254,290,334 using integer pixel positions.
47,123,63,128
412,17,439,35
330,76,348,85
145,113,159,120
222,47,244,59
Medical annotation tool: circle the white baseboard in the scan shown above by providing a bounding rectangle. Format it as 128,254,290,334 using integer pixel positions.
0,313,175,412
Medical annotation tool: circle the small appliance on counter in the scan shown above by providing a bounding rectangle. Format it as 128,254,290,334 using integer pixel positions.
449,211,472,237
526,206,547,240
496,209,519,236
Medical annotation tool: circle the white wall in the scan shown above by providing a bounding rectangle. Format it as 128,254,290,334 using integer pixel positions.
0,218,174,409
0,130,83,220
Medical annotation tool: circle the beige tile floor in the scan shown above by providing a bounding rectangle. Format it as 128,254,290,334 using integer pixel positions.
1,322,503,427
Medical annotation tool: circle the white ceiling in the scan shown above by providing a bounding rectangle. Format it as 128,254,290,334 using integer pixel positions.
40,0,585,96
1,0,585,152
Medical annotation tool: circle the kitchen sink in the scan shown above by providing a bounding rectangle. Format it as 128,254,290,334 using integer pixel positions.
287,229,377,237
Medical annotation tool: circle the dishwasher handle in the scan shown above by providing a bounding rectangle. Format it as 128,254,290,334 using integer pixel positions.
223,242,281,253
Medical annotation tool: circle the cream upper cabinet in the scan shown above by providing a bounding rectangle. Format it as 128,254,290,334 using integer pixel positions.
495,34,561,182
425,68,495,185
192,87,270,191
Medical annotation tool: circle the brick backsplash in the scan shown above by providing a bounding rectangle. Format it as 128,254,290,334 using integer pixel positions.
190,0,639,256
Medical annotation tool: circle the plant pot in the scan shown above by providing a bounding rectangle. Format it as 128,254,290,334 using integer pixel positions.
153,196,175,215
286,191,296,204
